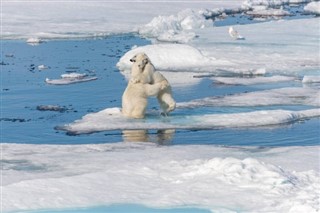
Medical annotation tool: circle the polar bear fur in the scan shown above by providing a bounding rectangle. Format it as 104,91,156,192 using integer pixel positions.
129,53,176,115
122,80,168,119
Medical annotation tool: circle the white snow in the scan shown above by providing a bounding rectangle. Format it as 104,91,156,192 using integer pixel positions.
2,143,319,213
304,1,320,15
60,107,320,134
116,43,229,72
2,0,243,40
242,0,312,8
191,18,320,74
178,87,320,108
138,9,211,43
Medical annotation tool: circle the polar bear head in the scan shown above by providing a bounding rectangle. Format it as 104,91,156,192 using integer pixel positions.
130,52,150,69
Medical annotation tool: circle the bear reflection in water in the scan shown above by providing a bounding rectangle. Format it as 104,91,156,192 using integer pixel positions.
122,129,175,144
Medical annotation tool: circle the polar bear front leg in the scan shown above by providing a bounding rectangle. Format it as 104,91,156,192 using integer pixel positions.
144,81,168,97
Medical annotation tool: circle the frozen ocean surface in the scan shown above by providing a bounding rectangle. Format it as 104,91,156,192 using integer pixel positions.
1,0,320,213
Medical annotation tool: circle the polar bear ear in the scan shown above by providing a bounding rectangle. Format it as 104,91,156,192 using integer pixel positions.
130,55,136,62
143,58,148,65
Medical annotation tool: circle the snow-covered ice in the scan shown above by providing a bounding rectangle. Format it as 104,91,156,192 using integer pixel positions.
2,143,319,212
178,87,320,107
117,43,229,72
304,1,320,15
2,0,320,212
45,73,97,85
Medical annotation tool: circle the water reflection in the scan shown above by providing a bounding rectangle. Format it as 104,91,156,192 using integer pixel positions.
122,129,175,144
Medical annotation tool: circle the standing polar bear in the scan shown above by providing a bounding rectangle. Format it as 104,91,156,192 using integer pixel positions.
129,52,176,115
122,80,168,119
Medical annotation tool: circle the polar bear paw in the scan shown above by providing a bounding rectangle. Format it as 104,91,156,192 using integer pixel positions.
130,77,140,84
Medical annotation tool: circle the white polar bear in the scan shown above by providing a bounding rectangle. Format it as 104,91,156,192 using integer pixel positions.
129,53,176,115
122,80,168,119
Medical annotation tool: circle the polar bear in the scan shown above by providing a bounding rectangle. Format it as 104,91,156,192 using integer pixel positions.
122,80,168,119
129,53,176,115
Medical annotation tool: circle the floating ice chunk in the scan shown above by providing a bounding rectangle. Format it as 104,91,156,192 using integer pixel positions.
36,105,68,112
304,1,320,15
59,107,320,135
45,73,97,85
26,37,43,45
302,75,320,83
228,26,245,40
212,75,296,85
37,64,49,70
5,54,14,58
117,44,228,72
178,87,320,108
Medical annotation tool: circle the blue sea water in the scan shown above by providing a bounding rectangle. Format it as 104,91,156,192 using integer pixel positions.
1,34,319,146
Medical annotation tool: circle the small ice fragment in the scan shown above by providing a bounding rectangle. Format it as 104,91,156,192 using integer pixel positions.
26,38,43,45
5,54,14,58
36,105,67,112
38,65,49,70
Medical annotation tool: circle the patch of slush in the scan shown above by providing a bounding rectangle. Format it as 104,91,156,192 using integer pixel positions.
2,143,319,213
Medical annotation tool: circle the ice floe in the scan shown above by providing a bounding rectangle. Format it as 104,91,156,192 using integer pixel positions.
2,143,319,212
178,87,320,108
45,73,97,85
59,107,320,135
